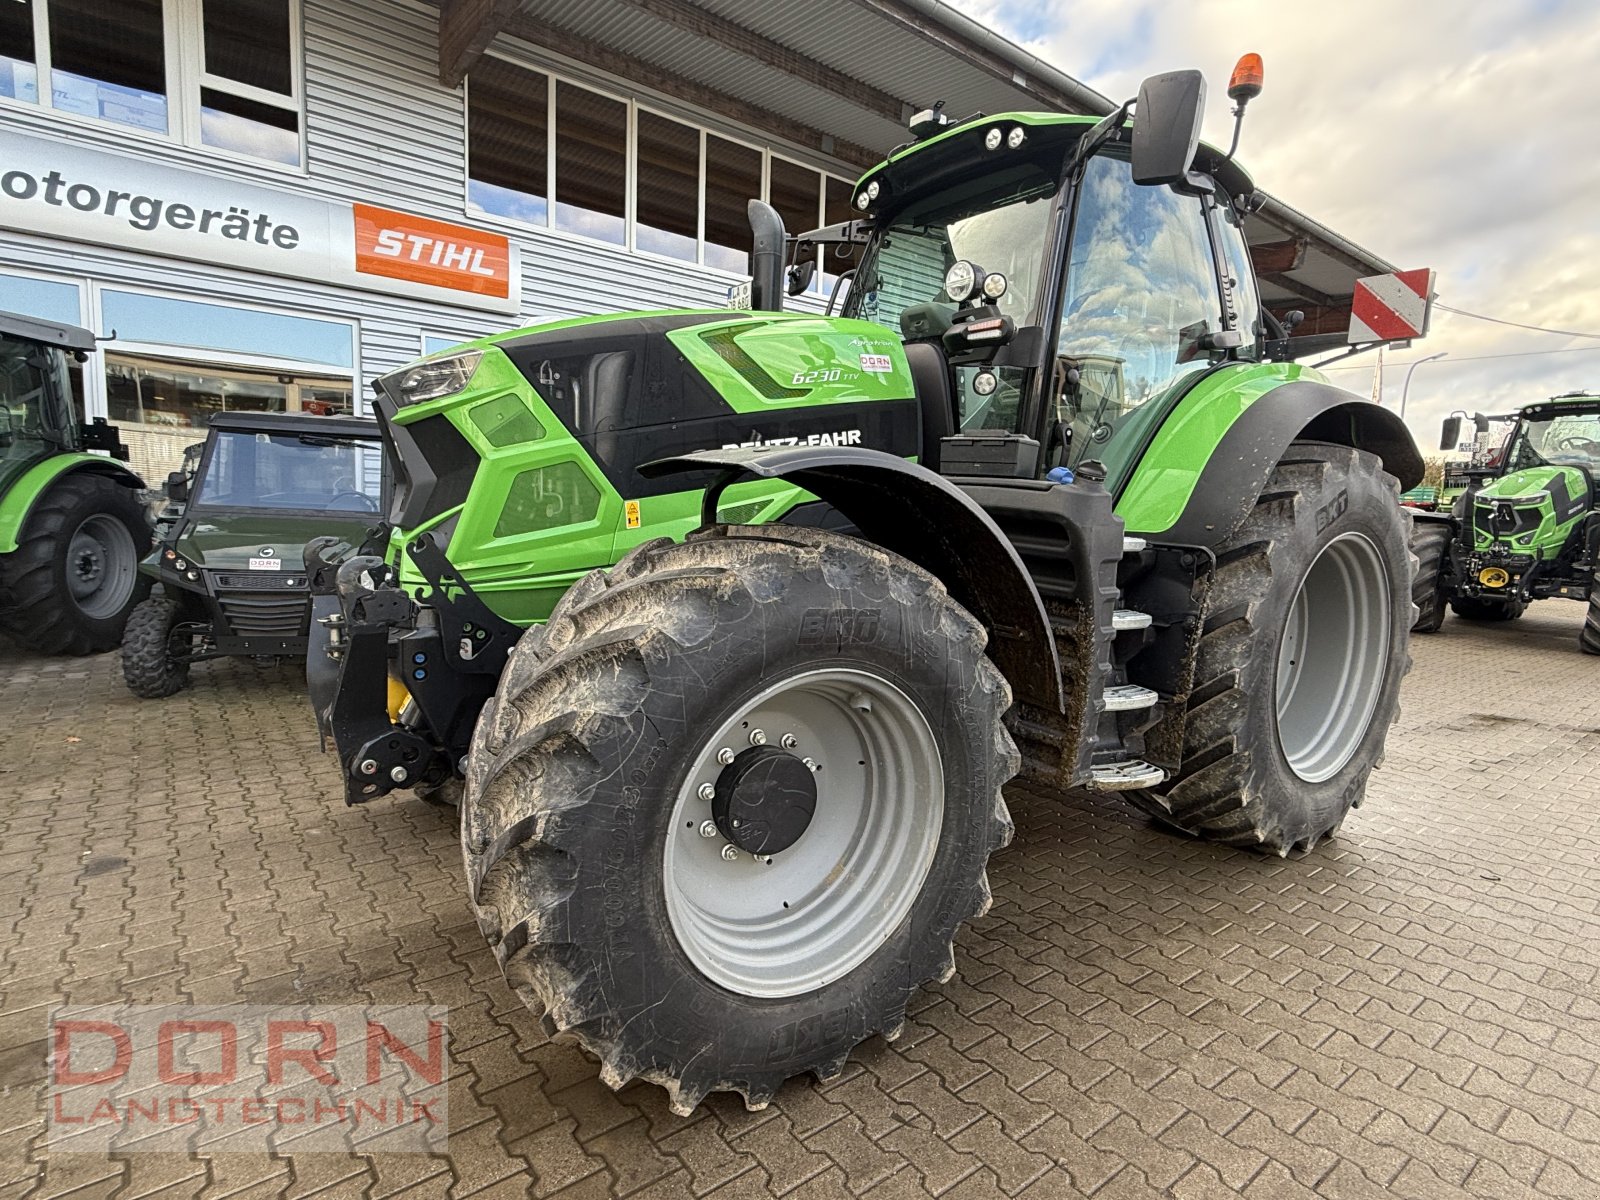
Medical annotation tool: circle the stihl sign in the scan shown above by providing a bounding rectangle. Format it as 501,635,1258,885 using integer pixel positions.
354,204,511,300
1348,268,1435,344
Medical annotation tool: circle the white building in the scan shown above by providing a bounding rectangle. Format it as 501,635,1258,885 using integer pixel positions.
0,0,1380,484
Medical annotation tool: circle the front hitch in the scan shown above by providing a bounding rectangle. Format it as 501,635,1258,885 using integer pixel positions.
303,532,520,805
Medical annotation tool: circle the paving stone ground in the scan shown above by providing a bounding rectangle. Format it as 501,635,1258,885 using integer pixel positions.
2,601,1598,1199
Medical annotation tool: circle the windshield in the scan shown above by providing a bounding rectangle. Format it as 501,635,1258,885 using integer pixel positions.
1506,411,1600,471
195,431,384,513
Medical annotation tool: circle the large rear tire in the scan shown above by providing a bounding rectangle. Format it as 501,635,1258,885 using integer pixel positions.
462,526,1016,1114
1409,519,1451,634
1132,442,1413,855
0,474,151,655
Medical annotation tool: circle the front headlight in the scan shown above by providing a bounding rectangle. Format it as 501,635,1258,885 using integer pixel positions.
379,350,484,408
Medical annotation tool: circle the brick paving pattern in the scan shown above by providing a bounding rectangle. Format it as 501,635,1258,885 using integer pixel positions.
2,602,1598,1198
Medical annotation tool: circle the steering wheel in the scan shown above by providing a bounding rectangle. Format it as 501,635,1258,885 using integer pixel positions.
1555,436,1600,453
329,490,379,512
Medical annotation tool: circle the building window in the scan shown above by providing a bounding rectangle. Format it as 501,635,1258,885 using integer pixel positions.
467,57,548,225
554,81,626,245
2,0,302,166
704,134,762,274
467,55,854,275
97,289,354,482
635,111,698,263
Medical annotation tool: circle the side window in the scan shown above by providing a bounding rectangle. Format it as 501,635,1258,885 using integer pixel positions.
1213,202,1263,358
1057,154,1224,466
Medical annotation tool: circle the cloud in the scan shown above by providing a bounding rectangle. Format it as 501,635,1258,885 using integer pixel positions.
949,0,1600,443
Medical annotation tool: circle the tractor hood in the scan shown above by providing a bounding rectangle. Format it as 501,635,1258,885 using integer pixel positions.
170,511,377,572
375,310,924,535
1469,465,1592,555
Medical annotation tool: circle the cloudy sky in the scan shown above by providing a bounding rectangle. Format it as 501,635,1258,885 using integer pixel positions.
947,0,1600,451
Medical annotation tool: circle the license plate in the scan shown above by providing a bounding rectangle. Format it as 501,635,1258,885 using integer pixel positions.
249,557,281,571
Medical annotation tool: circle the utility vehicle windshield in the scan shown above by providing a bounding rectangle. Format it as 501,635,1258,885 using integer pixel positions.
195,431,383,512
1506,411,1600,471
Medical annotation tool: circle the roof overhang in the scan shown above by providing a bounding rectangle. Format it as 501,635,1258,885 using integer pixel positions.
433,0,1401,349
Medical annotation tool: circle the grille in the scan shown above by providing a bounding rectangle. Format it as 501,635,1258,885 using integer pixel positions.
214,573,304,589
700,326,808,400
216,592,310,638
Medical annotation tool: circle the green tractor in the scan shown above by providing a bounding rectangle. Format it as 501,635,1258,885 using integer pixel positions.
0,309,151,654
1416,394,1600,648
122,412,386,697
308,65,1427,1112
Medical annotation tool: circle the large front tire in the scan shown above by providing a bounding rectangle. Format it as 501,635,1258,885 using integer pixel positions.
1134,442,1413,855
0,475,151,655
462,526,1017,1114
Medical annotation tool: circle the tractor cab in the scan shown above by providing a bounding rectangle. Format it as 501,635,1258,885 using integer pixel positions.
799,67,1268,496
0,311,128,494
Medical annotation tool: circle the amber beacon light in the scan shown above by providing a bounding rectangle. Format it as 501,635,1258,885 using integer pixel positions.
1228,53,1265,105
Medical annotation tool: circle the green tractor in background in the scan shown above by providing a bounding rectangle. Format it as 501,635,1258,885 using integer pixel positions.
308,63,1429,1112
1416,394,1600,649
0,309,151,654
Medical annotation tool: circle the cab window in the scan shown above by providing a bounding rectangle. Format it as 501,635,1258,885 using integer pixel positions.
1056,154,1225,470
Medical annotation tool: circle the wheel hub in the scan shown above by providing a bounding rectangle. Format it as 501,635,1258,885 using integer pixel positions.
712,745,817,855
75,547,104,584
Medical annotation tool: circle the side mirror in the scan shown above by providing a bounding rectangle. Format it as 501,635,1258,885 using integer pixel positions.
785,258,816,296
1131,69,1206,187
1439,416,1461,452
166,471,190,504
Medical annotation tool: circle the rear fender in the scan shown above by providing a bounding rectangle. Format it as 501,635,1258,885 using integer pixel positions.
0,455,146,554
640,447,1062,711
1130,380,1424,547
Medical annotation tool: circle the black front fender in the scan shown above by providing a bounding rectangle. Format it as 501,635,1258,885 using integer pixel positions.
1156,381,1426,546
641,447,1062,711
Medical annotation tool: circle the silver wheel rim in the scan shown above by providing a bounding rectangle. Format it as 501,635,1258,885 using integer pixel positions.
1275,532,1391,783
66,514,138,620
664,667,944,998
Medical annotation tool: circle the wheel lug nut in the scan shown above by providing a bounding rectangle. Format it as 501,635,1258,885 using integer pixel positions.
716,747,735,765
803,757,820,773
781,733,798,749
720,844,740,861
749,728,767,746
698,782,716,801
698,820,719,839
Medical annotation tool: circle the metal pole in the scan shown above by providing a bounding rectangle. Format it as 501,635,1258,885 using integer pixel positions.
1399,352,1447,421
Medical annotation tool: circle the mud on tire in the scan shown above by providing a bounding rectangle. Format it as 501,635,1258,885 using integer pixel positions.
461,525,1017,1114
1129,442,1414,855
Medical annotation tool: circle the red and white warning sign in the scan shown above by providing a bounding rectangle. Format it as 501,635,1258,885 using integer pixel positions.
1348,268,1436,343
